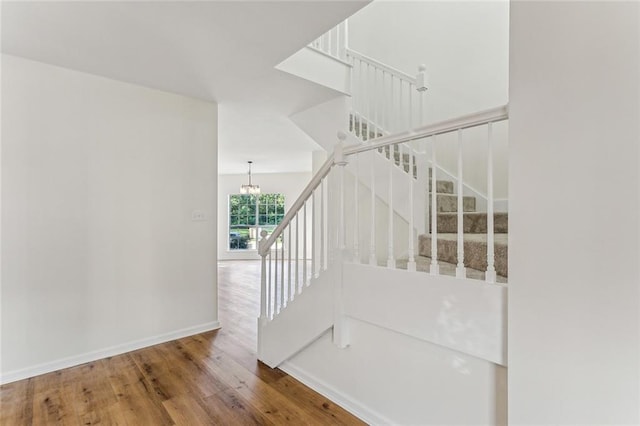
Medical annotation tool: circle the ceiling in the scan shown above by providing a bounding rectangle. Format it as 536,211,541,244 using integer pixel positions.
1,1,368,174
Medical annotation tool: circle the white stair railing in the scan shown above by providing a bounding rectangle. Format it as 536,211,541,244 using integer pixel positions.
308,21,349,62
258,106,509,335
308,20,429,141
347,49,429,141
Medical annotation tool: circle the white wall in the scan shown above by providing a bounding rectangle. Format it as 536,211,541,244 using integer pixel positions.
285,320,505,425
217,172,312,260
1,55,218,383
509,2,640,424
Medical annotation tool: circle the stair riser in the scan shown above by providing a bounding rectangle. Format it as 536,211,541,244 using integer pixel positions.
429,180,454,194
418,235,508,277
433,213,508,234
431,195,476,212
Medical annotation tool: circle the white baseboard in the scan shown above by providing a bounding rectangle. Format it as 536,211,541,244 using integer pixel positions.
279,360,395,426
0,320,221,385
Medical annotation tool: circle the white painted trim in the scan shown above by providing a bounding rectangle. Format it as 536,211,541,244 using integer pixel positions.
346,48,416,85
280,359,396,426
306,45,352,67
0,321,221,385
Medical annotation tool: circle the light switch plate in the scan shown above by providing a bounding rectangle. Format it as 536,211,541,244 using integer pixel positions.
191,210,206,221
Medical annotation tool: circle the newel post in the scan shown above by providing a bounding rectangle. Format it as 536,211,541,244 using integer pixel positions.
333,131,350,349
257,230,269,360
416,64,429,92
416,64,428,126
334,131,348,251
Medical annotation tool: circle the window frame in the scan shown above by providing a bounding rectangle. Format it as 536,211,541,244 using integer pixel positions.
227,193,285,251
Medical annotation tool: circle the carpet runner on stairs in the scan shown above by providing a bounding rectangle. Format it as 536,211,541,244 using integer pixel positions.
420,174,509,279
348,119,509,281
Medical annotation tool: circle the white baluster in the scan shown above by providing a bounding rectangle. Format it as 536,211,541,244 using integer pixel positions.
338,21,348,61
274,239,279,314
399,80,404,131
288,225,293,302
373,67,378,138
365,63,371,141
407,143,416,271
328,27,335,57
486,122,497,283
430,136,439,275
353,154,360,262
267,251,272,319
409,85,414,130
422,139,429,242
321,178,326,271
281,232,286,307
310,191,315,279
390,76,395,133
348,57,354,133
382,71,387,134
304,200,309,285
456,129,466,278
419,85,425,127
295,212,300,294
387,144,395,269
369,148,377,265
359,60,364,140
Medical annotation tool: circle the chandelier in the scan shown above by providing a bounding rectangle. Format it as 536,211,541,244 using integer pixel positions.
240,161,260,194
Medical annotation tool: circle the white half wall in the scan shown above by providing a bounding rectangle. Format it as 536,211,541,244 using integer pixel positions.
276,47,351,96
1,55,218,383
509,2,640,424
217,172,312,260
284,317,506,425
290,95,350,152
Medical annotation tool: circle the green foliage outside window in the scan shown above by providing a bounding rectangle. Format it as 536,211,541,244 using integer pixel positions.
229,193,285,250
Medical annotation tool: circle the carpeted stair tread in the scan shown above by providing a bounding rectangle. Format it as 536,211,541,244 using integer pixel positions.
418,233,508,277
433,212,508,234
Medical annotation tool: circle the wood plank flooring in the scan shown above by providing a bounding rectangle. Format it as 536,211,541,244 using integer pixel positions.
0,260,365,425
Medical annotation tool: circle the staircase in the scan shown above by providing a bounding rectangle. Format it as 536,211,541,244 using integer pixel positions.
371,150,509,281
359,123,509,281
419,175,509,279
257,20,509,425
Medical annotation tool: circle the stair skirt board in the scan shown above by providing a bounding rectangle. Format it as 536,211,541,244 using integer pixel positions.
260,324,333,369
279,358,396,426
258,271,335,368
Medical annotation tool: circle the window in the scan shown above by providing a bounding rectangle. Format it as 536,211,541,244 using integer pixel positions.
229,193,285,250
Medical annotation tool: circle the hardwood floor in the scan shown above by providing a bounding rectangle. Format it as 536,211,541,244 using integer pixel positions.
0,260,365,425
